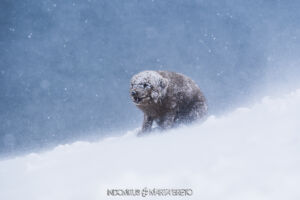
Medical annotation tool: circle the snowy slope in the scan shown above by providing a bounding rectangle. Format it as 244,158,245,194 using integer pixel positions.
0,90,300,200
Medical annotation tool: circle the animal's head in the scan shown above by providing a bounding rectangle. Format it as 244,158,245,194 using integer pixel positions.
130,71,168,105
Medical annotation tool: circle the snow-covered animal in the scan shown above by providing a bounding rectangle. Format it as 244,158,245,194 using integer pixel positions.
130,70,207,135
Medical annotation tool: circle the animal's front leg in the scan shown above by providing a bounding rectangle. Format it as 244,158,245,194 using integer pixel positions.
159,113,176,130
138,114,153,135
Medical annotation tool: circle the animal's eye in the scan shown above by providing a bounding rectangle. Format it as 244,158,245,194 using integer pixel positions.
143,83,149,88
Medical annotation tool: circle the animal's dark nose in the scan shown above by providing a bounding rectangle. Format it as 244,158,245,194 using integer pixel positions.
131,91,137,96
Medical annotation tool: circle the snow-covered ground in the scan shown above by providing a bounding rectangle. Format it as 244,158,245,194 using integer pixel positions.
1,89,300,200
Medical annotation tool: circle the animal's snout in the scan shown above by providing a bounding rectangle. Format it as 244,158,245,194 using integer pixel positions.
131,91,137,97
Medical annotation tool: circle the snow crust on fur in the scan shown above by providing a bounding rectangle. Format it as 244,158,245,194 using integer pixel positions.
131,71,164,89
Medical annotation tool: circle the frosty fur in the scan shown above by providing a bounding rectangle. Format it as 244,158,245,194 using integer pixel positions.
130,70,207,135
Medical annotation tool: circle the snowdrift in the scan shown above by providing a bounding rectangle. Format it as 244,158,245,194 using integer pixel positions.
1,89,300,200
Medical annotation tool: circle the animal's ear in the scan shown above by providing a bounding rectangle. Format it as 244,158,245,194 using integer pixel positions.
151,91,159,103
159,78,168,88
